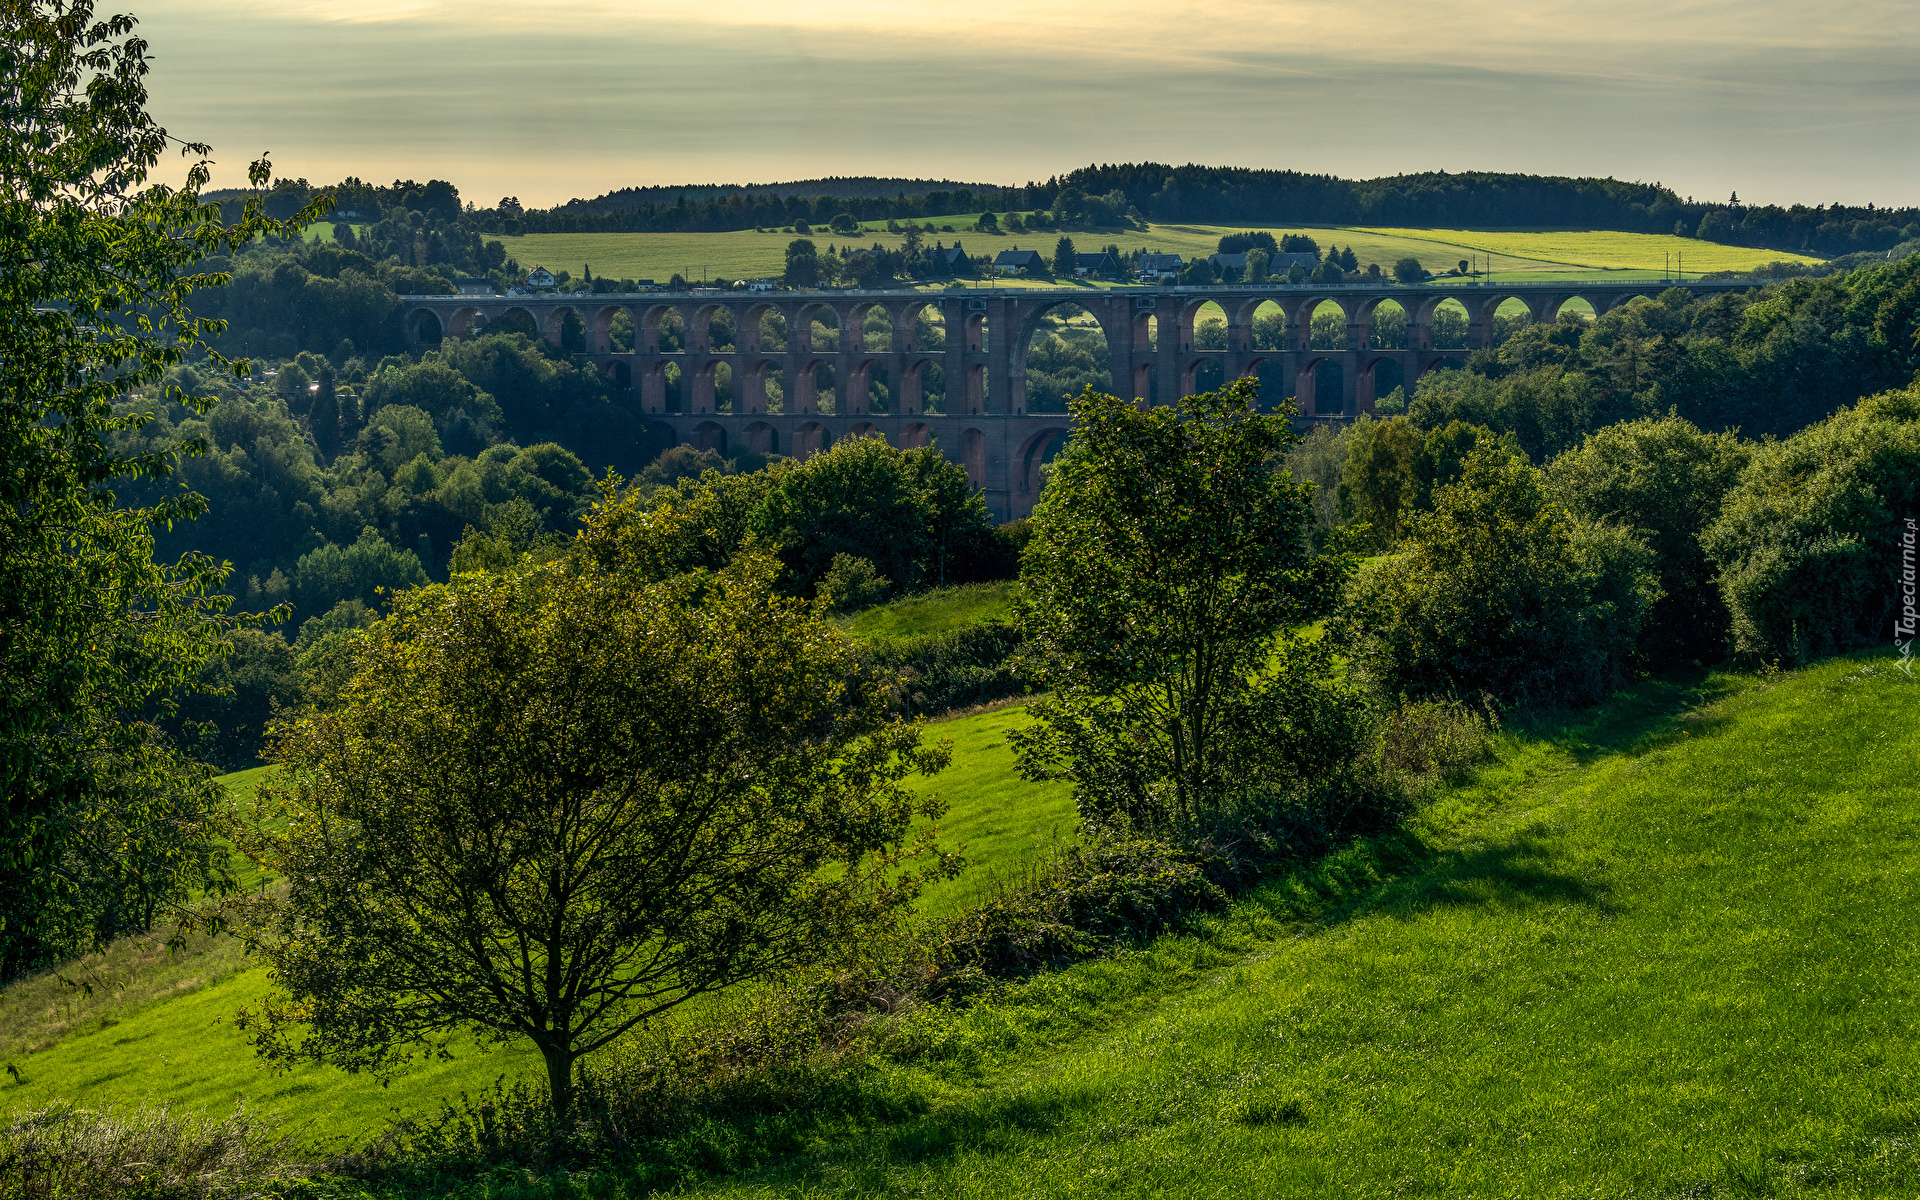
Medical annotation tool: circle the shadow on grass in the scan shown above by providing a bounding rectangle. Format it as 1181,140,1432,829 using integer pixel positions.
1253,665,1742,935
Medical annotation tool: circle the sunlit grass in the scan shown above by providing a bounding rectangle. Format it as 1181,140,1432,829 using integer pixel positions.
691,654,1920,1196
841,581,1018,642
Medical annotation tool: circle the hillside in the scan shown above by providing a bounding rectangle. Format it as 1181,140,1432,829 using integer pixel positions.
681,653,1920,1195
4,651,1914,1195
0,704,1067,1140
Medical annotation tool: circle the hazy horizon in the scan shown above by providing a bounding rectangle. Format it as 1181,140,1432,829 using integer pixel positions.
138,0,1920,209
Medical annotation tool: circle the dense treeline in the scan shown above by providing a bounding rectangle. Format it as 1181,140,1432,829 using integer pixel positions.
239,166,1920,258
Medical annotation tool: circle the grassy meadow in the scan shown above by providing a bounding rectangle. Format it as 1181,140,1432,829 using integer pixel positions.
473,221,1816,289
839,581,1019,641
3,637,1916,1193
0,700,1069,1143
684,652,1920,1196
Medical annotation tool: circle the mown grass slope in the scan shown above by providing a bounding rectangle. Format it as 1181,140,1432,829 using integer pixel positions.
1358,226,1826,273
685,654,1920,1197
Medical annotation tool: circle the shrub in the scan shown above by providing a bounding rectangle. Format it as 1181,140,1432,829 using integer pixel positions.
866,622,1026,716
1331,443,1661,705
1701,384,1920,662
817,553,890,612
1548,414,1751,664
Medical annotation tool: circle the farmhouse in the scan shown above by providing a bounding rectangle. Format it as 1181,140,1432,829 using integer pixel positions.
1074,251,1120,278
524,266,557,292
994,248,1045,274
1137,252,1183,279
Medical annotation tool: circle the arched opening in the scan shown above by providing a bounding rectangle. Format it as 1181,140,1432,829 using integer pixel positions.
803,305,840,354
961,306,988,354
1185,357,1225,397
1426,298,1471,349
1133,310,1159,353
662,361,683,412
1307,299,1349,350
448,306,484,341
1558,297,1599,322
739,361,774,415
859,361,892,413
1295,354,1345,416
688,360,732,413
791,360,836,414
899,421,933,450
962,427,987,490
741,421,778,455
493,307,539,339
1366,299,1410,350
691,421,727,454
643,420,677,462
1190,301,1229,351
695,306,738,354
793,421,830,460
1240,355,1288,411
591,305,629,354
1021,301,1111,413
1249,300,1287,351
756,308,789,353
847,421,883,443
1018,427,1070,495
1360,355,1404,413
858,305,893,353
911,306,948,412
1493,297,1534,346
610,360,632,391
963,363,988,415
644,306,685,353
607,309,636,352
410,309,443,344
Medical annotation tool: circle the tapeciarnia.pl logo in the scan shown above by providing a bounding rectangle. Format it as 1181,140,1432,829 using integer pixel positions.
1898,516,1916,677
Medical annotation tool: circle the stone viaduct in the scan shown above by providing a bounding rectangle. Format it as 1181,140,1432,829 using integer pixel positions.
400,280,1750,521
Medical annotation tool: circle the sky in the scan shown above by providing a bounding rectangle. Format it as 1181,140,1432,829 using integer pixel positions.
137,0,1920,209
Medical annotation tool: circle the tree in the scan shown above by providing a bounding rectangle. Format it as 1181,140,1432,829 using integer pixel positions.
1393,257,1427,284
238,554,952,1118
784,238,819,287
1053,235,1077,277
1247,248,1271,282
0,0,322,975
1547,413,1751,664
1010,381,1361,842
746,435,985,596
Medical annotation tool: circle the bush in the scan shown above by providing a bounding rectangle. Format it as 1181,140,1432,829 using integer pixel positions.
1701,384,1920,662
1547,413,1751,664
817,553,890,612
866,622,1026,716
1331,444,1661,705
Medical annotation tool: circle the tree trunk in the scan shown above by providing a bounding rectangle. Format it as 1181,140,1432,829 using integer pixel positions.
540,1040,575,1121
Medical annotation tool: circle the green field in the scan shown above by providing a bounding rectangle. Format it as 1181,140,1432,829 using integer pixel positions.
478,221,1816,290
688,653,1920,1195
1359,226,1827,273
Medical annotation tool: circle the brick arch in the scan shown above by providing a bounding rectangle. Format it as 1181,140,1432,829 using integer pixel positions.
739,302,781,352
690,420,727,454
1017,425,1070,495
898,420,933,450
541,305,588,346
639,303,683,353
405,307,444,344
1293,351,1343,416
846,421,884,443
589,304,635,354
740,420,778,455
792,420,830,460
